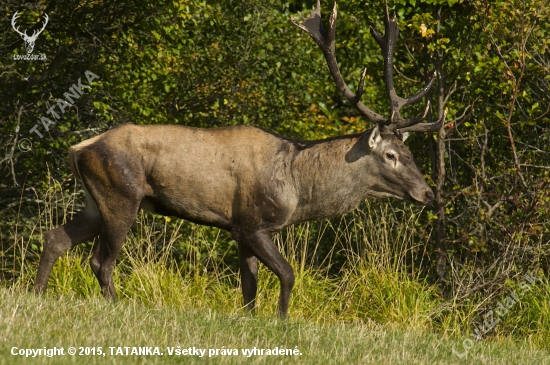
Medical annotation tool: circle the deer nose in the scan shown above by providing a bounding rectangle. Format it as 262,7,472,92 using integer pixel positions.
424,190,434,203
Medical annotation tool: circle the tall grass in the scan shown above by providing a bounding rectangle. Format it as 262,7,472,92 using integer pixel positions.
2,174,550,352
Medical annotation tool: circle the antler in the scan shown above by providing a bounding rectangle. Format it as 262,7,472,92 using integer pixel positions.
291,1,386,124
29,13,49,41
11,12,48,40
11,11,27,38
370,3,444,133
292,1,445,134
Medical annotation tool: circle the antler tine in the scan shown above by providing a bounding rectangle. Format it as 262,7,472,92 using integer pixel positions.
404,72,436,106
29,13,48,39
369,3,398,93
11,11,27,37
292,1,386,124
389,100,430,130
369,3,436,132
39,13,48,32
355,68,367,102
399,109,447,133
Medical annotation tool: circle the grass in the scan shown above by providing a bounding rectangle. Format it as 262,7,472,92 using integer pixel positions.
1,287,550,365
2,178,550,363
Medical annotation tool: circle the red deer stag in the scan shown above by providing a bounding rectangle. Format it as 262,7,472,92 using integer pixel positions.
34,1,445,317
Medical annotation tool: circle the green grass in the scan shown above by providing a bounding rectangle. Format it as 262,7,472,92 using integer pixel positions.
3,182,550,364
1,287,549,365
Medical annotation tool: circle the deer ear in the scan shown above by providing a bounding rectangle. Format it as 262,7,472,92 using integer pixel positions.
368,125,382,149
401,131,410,141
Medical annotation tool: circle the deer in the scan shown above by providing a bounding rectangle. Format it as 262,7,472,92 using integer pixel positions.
11,11,49,54
34,1,445,317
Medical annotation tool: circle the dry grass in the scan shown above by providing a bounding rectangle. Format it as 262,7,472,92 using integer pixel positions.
1,176,550,364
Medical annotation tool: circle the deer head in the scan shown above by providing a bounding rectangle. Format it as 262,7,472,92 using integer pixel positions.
12,11,49,54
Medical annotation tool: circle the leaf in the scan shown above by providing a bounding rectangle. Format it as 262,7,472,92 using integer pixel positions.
420,24,428,36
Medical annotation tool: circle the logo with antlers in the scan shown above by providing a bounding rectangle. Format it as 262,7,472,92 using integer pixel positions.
11,11,49,54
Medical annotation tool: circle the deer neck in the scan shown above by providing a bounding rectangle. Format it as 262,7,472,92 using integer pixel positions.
289,132,378,222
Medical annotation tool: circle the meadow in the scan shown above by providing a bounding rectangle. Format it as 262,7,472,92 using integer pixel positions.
1,287,550,365
1,181,549,364
2,0,549,363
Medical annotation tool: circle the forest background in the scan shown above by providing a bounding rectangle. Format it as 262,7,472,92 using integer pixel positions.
0,0,549,360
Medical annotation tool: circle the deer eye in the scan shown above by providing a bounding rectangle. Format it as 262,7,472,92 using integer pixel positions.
385,153,396,161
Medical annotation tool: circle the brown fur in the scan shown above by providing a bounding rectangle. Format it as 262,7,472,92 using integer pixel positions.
34,123,433,316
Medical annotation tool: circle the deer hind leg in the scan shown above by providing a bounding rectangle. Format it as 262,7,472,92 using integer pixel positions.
92,199,140,300
237,242,258,312
34,188,102,294
73,146,147,300
235,229,294,317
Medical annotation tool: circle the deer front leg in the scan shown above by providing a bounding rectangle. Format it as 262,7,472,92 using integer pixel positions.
236,229,294,317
